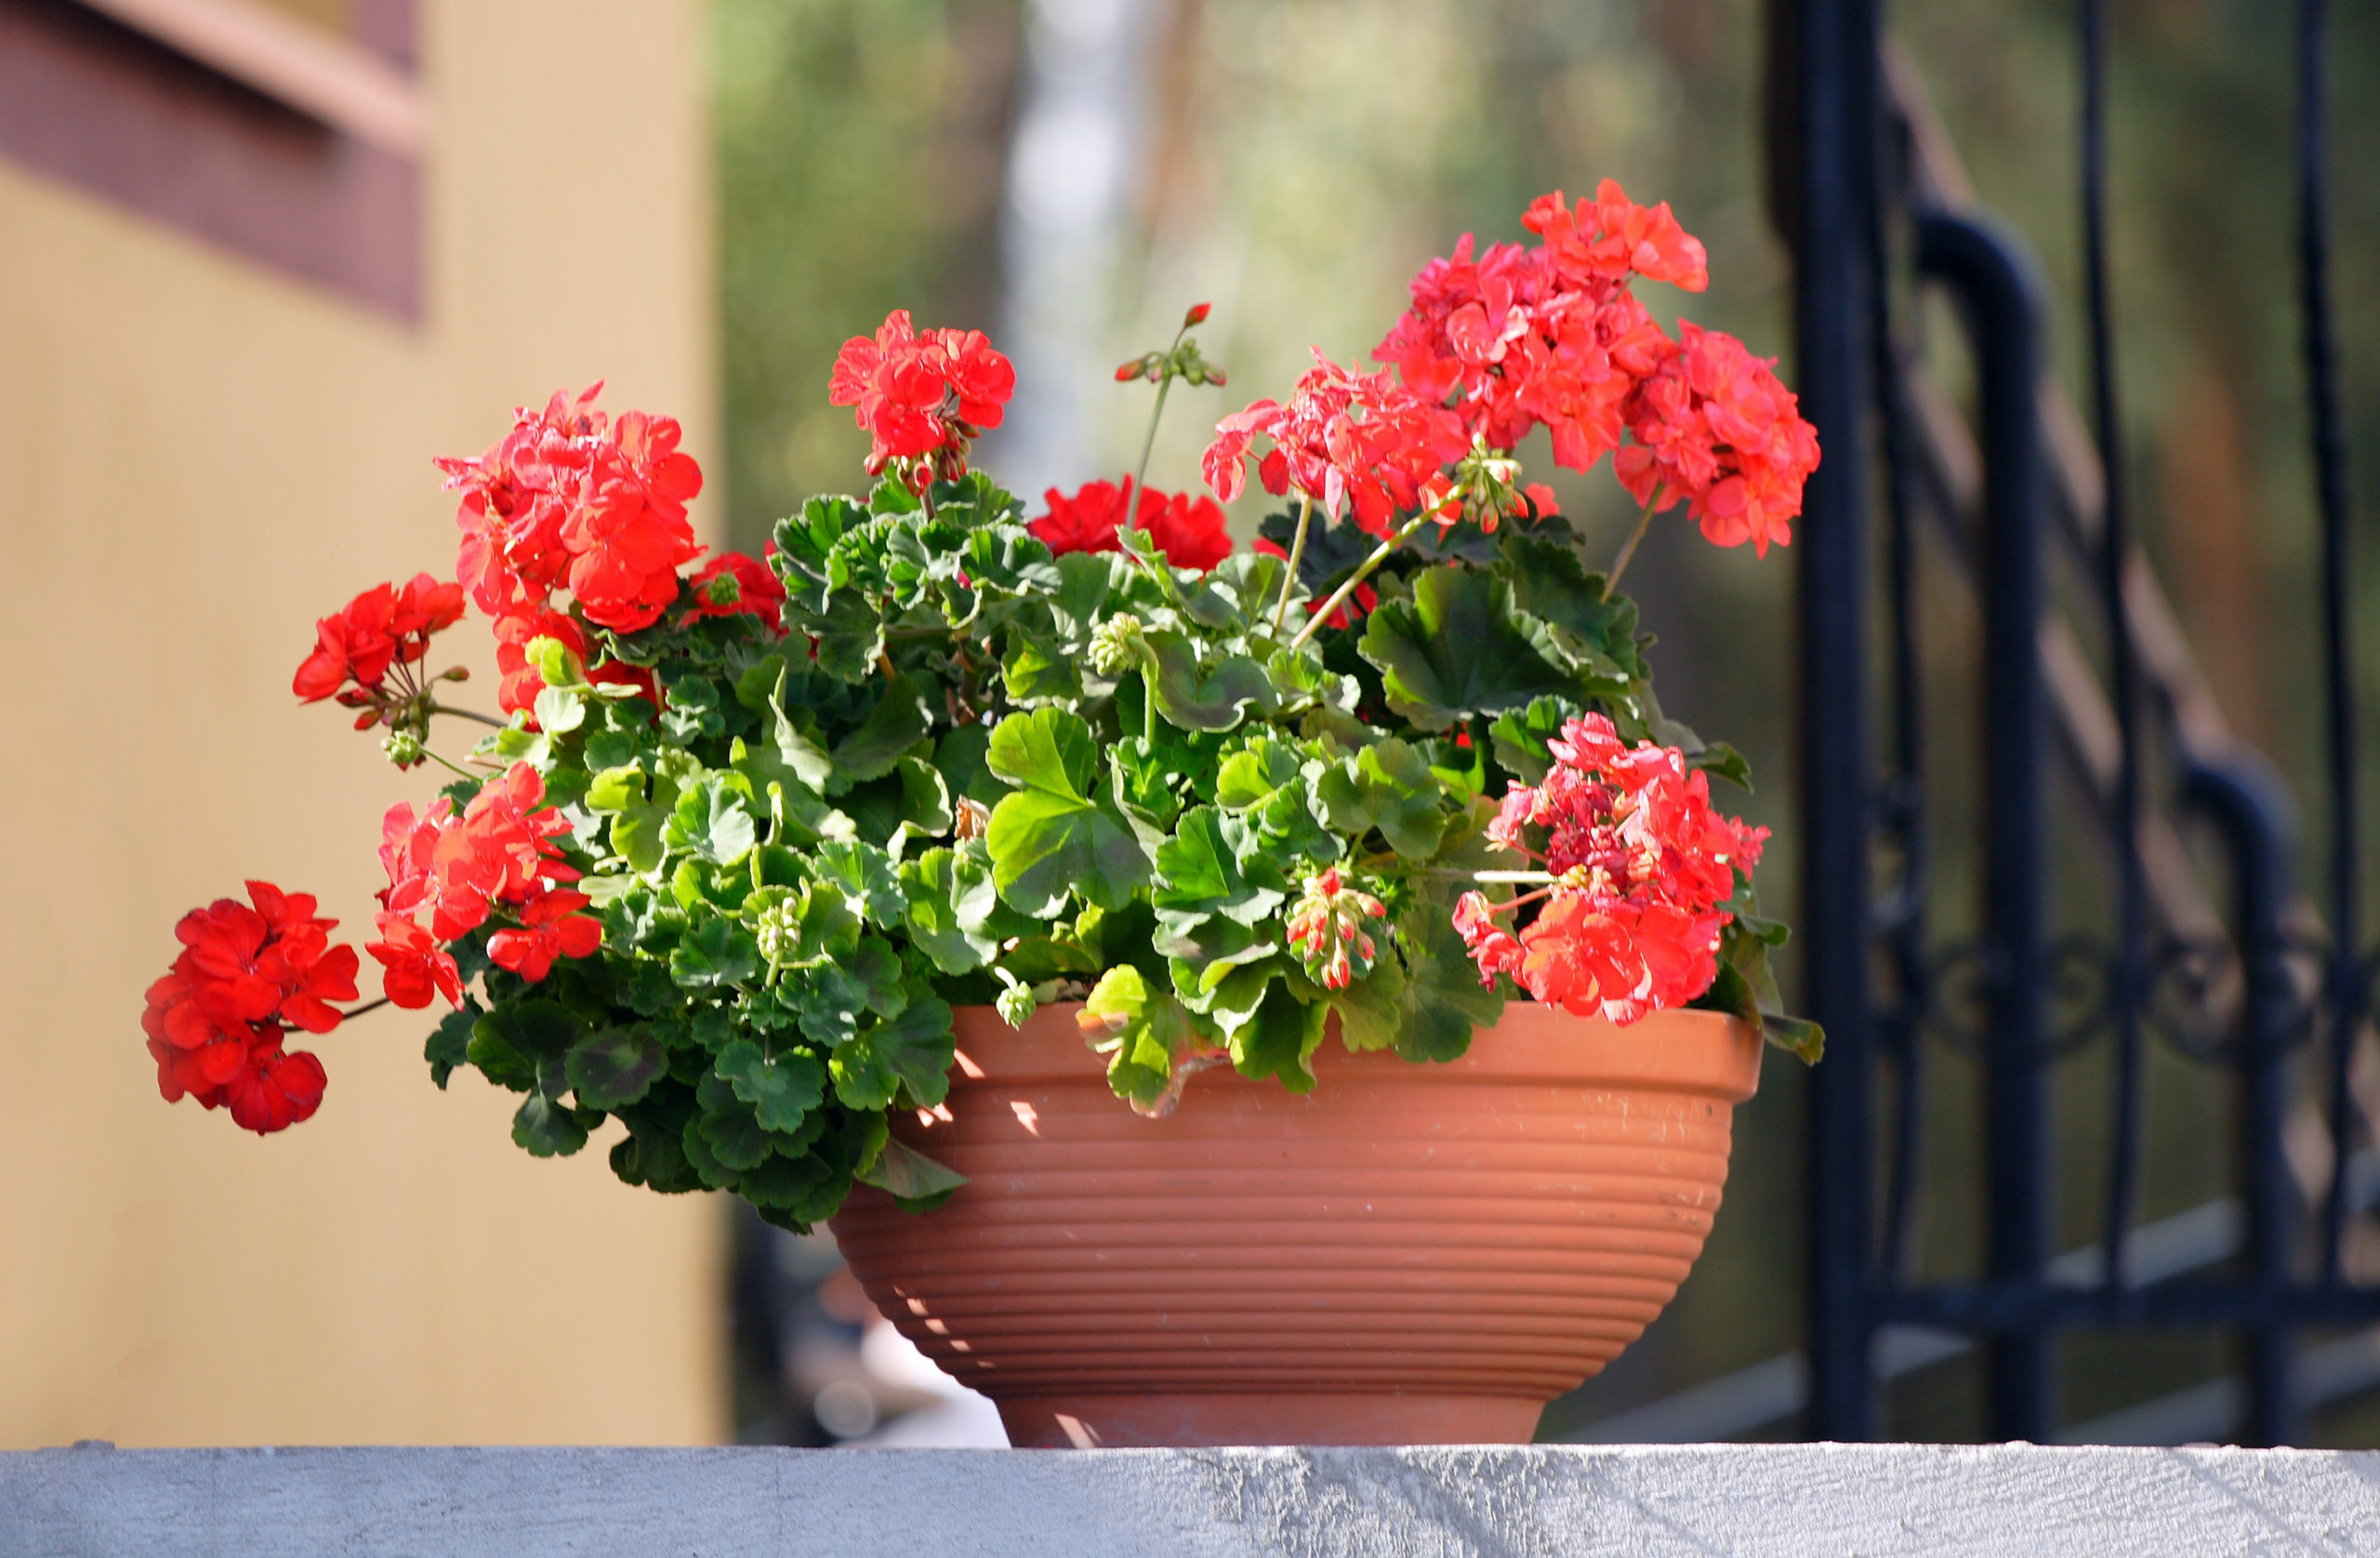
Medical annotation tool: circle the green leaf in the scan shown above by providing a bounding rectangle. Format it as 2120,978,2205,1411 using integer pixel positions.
1144,630,1274,733
1151,807,1289,936
901,845,1004,974
829,674,932,786
1487,695,1582,786
854,1137,970,1211
671,916,761,989
1314,738,1448,859
1214,736,1305,811
1326,936,1409,1053
469,1001,575,1093
1001,627,1079,706
664,774,759,866
426,1002,479,1090
984,707,1151,916
1691,740,1754,793
1226,980,1326,1092
512,1093,588,1157
1390,898,1503,1062
533,684,588,735
566,1023,668,1110
830,990,957,1111
715,1039,827,1133
1358,566,1577,731
813,838,906,926
1080,965,1212,1110
1765,1013,1826,1063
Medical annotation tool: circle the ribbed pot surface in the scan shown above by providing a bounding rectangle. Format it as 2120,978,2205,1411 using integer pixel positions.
828,1000,1761,1447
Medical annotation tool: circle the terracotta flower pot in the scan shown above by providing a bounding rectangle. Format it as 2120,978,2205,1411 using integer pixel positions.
827,999,1761,1447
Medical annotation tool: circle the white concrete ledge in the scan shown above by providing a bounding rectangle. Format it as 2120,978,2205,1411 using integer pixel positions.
6,1442,2380,1556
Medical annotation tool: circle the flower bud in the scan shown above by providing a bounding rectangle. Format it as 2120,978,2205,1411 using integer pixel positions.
1183,302,1212,327
1087,613,1150,677
705,571,742,607
382,730,426,769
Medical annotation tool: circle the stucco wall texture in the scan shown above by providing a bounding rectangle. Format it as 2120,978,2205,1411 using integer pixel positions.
7,1444,2380,1557
0,0,724,1448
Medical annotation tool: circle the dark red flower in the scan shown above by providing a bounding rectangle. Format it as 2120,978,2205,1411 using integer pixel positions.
687,549,787,632
144,881,354,1133
223,1033,328,1135
1030,478,1235,572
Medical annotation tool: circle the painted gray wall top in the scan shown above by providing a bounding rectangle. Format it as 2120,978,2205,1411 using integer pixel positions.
6,1442,2380,1557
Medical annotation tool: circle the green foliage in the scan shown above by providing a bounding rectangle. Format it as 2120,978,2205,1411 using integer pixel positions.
416,376,1811,1233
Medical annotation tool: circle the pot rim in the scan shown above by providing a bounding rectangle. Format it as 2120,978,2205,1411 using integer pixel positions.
946,999,1762,1103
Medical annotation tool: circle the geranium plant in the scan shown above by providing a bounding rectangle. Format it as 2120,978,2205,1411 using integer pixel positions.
143,182,1821,1231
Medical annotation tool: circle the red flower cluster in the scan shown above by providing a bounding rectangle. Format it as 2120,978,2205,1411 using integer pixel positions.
365,761,601,1007
143,881,355,1134
1615,322,1819,557
292,574,466,723
828,310,1016,490
1372,180,1817,553
1202,350,1467,537
436,382,707,636
1455,713,1766,1024
1028,477,1233,572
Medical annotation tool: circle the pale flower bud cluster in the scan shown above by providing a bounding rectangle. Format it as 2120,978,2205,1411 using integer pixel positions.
1088,613,1150,678
1284,867,1389,991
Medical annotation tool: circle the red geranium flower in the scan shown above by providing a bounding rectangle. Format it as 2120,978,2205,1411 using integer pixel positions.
1029,477,1234,571
143,881,355,1133
828,310,1016,487
1456,713,1765,1023
368,762,600,1003
1615,322,1819,557
293,574,466,721
1521,179,1710,293
1202,351,1466,537
436,385,707,631
367,911,462,1010
487,890,604,983
687,549,787,632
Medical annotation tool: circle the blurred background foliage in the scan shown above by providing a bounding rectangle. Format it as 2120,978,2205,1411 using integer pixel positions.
710,0,2379,1443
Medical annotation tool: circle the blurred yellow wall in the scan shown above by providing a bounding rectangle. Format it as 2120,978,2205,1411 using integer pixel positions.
0,0,724,1447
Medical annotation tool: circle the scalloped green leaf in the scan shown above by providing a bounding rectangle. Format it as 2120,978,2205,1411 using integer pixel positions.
566,1023,668,1111
715,1039,827,1134
1358,565,1577,731
1144,630,1275,733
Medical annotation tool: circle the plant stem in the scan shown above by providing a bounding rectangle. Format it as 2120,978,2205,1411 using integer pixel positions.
1269,493,1316,635
1602,485,1664,601
423,748,482,783
1131,376,1173,502
1141,665,1158,744
428,703,508,729
1288,511,1435,653
339,997,392,1022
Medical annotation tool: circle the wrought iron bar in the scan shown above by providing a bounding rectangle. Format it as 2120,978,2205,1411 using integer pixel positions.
1790,0,1884,1444
2079,0,2151,1299
1914,206,2052,1442
2297,0,2364,1291
2177,758,2300,1446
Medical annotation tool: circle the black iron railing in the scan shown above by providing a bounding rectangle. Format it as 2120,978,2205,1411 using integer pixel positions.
1780,0,2368,1445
